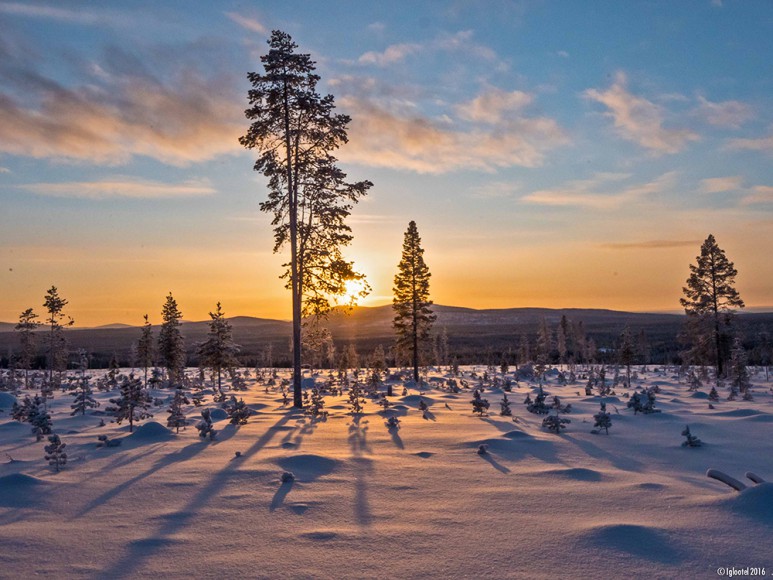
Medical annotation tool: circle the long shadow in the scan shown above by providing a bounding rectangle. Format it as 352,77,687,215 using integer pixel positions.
481,417,518,432
563,434,644,472
75,437,214,518
388,426,404,450
96,410,299,579
269,480,294,512
348,416,373,527
480,452,511,474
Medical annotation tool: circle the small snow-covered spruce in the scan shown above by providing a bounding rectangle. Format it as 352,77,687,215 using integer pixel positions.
195,408,217,440
378,395,391,411
686,369,702,392
552,395,572,414
304,387,328,418
166,388,189,433
627,389,661,414
708,386,719,402
592,402,612,435
728,337,751,400
526,387,550,415
107,373,153,432
499,393,512,416
386,416,400,430
28,396,53,441
681,425,702,447
348,382,367,415
542,411,570,434
477,443,489,455
70,374,99,416
44,434,67,472
471,389,489,416
281,471,295,483
225,396,251,425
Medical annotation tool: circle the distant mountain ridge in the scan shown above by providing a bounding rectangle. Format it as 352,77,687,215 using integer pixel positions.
1,305,772,367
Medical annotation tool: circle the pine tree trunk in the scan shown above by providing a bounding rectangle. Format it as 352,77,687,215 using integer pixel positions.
281,71,303,409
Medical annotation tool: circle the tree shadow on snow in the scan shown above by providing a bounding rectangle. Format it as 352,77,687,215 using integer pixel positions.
562,434,644,472
96,410,300,579
269,479,294,511
479,451,511,474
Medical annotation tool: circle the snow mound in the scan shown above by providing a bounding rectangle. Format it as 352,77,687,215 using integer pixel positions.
689,391,709,399
277,454,338,482
503,429,532,439
0,473,44,487
208,408,228,421
540,467,604,481
723,482,773,522
712,408,764,418
576,523,683,563
0,473,48,507
0,392,17,409
400,395,435,407
130,421,173,439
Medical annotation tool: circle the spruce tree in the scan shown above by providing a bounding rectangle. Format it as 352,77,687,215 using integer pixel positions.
136,314,155,389
15,308,40,389
196,408,217,440
70,354,98,416
42,286,74,385
197,302,241,400
680,234,744,377
166,388,190,433
728,337,751,400
393,221,436,384
107,373,153,432
157,293,185,386
44,434,67,472
618,326,636,387
593,401,612,434
240,30,372,408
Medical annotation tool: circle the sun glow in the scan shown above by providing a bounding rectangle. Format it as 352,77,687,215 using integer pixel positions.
339,278,370,305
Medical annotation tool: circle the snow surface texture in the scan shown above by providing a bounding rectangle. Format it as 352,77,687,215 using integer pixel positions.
1,366,772,579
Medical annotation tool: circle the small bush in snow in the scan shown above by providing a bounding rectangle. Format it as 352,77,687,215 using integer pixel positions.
681,425,702,447
592,402,612,435
542,412,570,434
471,389,489,416
44,434,67,472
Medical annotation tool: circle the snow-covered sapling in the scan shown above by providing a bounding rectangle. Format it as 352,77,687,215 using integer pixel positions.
166,388,189,433
386,416,400,430
708,386,719,402
348,382,366,415
542,411,570,434
477,443,489,455
28,397,53,441
196,408,217,440
304,387,328,418
44,434,67,472
225,396,251,425
97,434,121,448
281,471,295,483
471,389,490,416
499,393,512,416
527,387,550,415
70,374,99,416
592,402,612,435
681,425,702,447
107,373,153,432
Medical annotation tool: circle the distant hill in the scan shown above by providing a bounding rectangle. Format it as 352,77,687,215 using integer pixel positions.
1,305,771,367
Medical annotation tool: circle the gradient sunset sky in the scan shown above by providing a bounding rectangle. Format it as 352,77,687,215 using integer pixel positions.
1,1,771,326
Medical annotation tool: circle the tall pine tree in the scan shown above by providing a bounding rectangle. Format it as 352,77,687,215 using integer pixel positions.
393,221,436,384
680,234,744,377
197,302,241,400
157,293,185,386
240,30,372,407
136,314,155,389
15,308,40,389
42,286,73,384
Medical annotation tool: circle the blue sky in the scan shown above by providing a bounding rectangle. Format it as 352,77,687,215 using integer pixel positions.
1,0,771,325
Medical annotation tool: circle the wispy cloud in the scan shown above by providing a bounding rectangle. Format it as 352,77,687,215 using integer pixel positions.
727,126,773,155
741,185,773,206
0,2,100,23
584,71,699,154
694,96,753,129
699,176,744,193
456,88,532,124
357,29,495,67
358,42,422,66
600,239,701,250
338,92,568,173
225,12,268,35
521,171,675,209
0,166,9,174
469,181,521,199
0,47,243,166
20,178,216,199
